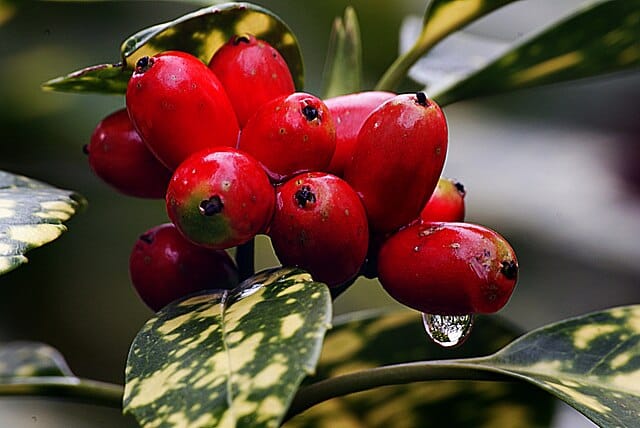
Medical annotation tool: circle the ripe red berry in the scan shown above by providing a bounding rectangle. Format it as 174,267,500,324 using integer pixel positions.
377,222,518,315
237,92,336,182
129,223,239,312
269,172,369,287
165,147,275,250
208,34,296,127
126,51,239,170
420,178,466,222
344,92,448,234
324,91,395,177
85,108,171,198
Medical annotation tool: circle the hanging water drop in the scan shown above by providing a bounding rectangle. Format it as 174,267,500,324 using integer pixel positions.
422,313,474,347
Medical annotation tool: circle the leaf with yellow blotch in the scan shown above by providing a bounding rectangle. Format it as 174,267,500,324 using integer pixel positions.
124,267,331,428
42,2,304,94
0,170,85,276
285,310,554,428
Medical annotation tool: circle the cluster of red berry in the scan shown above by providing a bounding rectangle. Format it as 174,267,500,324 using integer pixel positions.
85,34,518,319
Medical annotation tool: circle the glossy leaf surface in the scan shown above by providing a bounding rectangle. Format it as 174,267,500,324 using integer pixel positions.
0,342,73,378
286,310,554,427
321,7,362,99
124,268,331,428
43,2,304,94
423,0,640,105
0,171,85,275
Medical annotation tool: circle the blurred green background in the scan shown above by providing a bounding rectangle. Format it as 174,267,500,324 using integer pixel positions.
0,1,638,426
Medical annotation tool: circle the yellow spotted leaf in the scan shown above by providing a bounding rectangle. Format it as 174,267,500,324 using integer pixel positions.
459,305,640,427
124,267,332,428
0,341,73,379
286,310,554,428
0,170,85,275
321,7,362,99
42,2,304,94
422,0,640,105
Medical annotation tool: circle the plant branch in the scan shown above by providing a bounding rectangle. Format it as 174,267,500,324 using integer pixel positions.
236,238,255,281
284,359,513,422
0,377,123,408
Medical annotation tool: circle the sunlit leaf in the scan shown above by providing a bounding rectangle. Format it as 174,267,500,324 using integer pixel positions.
376,0,517,90
43,2,304,94
124,267,331,428
463,305,640,427
426,0,640,105
286,310,554,428
0,170,86,275
321,7,362,99
0,342,73,378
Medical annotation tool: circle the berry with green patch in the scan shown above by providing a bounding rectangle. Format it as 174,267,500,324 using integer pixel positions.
165,147,275,249
420,177,466,222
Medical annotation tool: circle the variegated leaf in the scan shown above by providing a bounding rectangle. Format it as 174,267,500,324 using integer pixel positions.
286,310,554,428
0,342,73,378
43,2,304,94
427,0,640,105
0,170,86,275
462,305,640,427
124,267,332,428
376,0,517,90
321,7,362,99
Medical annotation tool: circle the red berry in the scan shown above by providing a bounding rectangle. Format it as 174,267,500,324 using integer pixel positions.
269,172,369,287
324,91,395,177
377,222,518,315
420,178,466,222
208,34,296,127
126,51,239,170
237,92,336,182
86,108,171,198
166,147,275,249
129,223,239,312
344,92,448,234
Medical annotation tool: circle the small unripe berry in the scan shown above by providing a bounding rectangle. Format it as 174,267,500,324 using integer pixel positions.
420,178,466,222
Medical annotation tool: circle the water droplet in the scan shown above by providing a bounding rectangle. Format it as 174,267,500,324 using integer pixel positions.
422,313,474,348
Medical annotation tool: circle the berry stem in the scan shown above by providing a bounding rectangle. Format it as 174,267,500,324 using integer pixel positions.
284,357,512,422
236,238,255,281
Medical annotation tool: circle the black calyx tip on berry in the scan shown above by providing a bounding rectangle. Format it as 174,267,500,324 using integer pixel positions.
415,91,430,107
302,105,319,122
233,34,251,45
295,185,316,208
82,144,89,155
500,260,518,280
135,56,153,73
139,232,153,244
199,195,224,216
454,181,466,196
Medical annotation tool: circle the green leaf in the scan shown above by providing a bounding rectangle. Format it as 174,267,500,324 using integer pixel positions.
464,305,640,427
0,342,124,408
428,0,640,105
286,310,554,428
0,170,86,275
321,7,363,99
376,0,518,91
43,2,304,94
0,342,73,378
124,267,332,428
